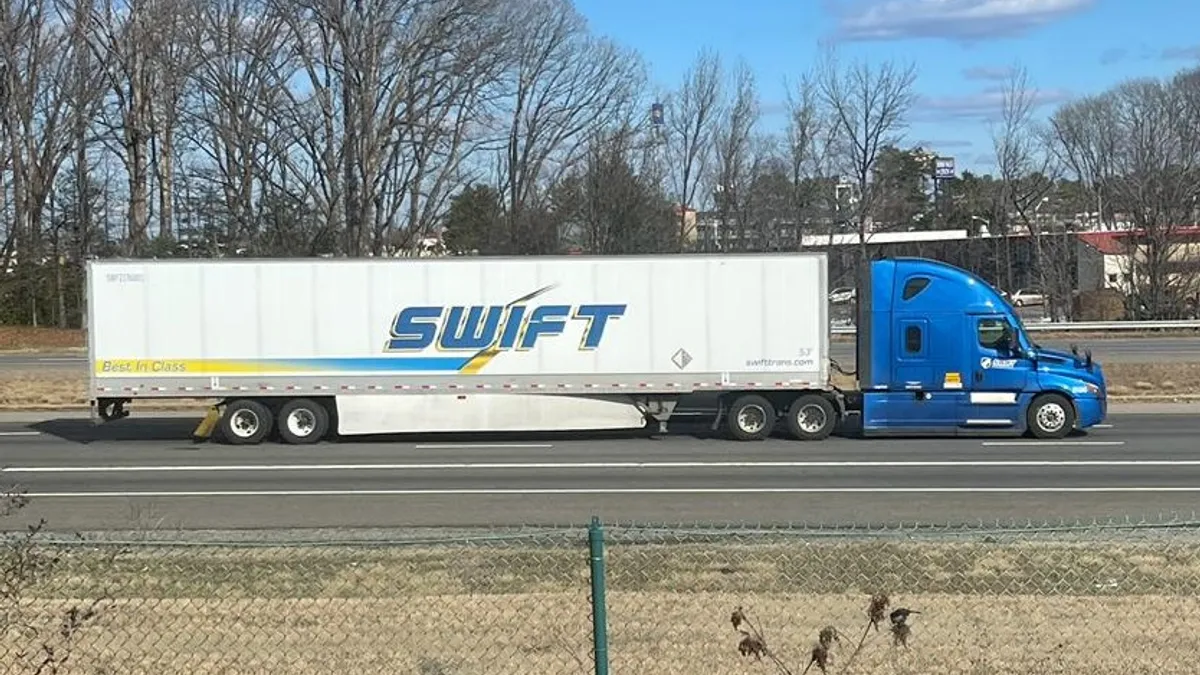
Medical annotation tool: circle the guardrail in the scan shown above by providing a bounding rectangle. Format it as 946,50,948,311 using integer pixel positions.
831,319,1200,335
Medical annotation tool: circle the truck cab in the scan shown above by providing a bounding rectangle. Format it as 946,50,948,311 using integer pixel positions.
855,257,1107,439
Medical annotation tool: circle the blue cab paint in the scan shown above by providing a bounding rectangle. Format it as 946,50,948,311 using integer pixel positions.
855,257,1107,437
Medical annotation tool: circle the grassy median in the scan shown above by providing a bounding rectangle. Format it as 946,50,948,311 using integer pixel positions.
1,535,1197,673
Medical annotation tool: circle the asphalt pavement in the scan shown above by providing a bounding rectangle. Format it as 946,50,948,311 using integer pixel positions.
5,336,1200,371
2,408,1199,532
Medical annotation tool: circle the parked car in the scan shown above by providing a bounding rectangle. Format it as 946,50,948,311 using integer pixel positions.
1009,288,1045,307
829,286,856,304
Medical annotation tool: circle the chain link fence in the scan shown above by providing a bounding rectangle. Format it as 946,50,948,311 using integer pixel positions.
2,514,1200,673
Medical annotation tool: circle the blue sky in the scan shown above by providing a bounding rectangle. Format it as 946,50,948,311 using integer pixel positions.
572,0,1200,174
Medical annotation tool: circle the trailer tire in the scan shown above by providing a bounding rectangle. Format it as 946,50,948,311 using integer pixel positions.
726,394,776,441
1027,393,1075,440
276,398,329,445
785,394,837,441
219,399,273,445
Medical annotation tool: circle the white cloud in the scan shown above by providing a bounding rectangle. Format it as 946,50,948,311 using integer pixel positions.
962,66,1015,81
1162,45,1200,61
913,139,976,149
914,87,1074,121
831,0,1096,42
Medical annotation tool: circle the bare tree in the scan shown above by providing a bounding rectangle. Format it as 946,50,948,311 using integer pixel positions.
550,125,675,255
497,0,642,255
380,0,514,255
187,0,301,252
271,0,514,257
665,47,723,251
816,51,918,259
783,72,839,247
992,65,1067,319
87,0,157,252
0,0,79,324
145,0,199,241
60,0,108,322
1052,76,1200,317
711,59,759,251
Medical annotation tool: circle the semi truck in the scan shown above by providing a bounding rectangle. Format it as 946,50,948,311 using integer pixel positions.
85,253,1107,444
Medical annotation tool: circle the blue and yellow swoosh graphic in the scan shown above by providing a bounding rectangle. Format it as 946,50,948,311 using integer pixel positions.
96,285,568,378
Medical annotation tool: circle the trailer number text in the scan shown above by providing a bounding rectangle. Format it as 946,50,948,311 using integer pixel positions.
386,303,627,352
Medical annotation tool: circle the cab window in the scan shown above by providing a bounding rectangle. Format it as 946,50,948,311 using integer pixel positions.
978,318,1010,350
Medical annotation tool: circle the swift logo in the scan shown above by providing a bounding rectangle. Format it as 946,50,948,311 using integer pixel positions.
384,285,626,372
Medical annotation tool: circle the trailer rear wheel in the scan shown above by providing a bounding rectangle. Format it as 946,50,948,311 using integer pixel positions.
785,394,837,441
276,398,329,445
726,394,776,441
220,399,273,445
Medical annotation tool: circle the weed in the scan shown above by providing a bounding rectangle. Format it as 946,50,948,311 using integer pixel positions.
732,592,920,674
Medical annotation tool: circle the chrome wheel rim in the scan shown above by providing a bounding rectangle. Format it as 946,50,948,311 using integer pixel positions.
1036,403,1066,433
229,409,260,438
737,405,767,434
797,404,827,434
286,408,317,437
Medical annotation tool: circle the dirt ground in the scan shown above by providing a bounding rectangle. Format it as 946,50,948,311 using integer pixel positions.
1,539,1196,674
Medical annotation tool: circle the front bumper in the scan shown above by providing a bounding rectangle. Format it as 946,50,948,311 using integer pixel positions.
1074,394,1106,429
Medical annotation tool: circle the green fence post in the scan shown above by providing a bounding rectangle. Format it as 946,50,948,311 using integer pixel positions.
588,516,609,675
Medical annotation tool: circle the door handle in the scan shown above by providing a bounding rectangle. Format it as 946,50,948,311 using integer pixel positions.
974,371,983,382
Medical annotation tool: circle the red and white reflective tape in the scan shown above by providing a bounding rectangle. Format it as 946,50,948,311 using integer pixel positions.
96,380,821,394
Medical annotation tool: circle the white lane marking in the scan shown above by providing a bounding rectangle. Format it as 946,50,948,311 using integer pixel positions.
981,441,1125,447
0,431,39,437
22,487,1200,497
3,459,1195,473
36,357,83,363
413,444,553,449
1094,424,1114,429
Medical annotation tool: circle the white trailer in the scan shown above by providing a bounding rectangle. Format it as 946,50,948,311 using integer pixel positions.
86,254,835,444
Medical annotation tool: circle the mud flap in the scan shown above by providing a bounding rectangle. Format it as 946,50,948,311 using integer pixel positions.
191,405,222,443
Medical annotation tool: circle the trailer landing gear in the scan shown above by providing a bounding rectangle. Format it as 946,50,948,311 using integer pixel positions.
96,398,130,422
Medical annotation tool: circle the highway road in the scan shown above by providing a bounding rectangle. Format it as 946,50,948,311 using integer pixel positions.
5,335,1200,371
1,408,1199,532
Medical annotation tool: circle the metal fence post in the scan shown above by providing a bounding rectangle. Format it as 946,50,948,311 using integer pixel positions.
588,516,609,675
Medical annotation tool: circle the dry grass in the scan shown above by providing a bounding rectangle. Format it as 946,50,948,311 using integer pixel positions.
2,539,1197,673
0,371,204,410
1103,362,1200,397
3,363,1200,411
4,593,1194,674
0,325,85,351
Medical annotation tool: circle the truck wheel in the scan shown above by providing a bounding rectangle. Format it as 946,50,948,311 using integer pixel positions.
785,394,837,441
220,399,273,445
726,394,776,441
276,398,329,445
1027,394,1075,439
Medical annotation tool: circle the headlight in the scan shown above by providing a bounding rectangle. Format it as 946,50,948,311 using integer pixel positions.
1086,382,1101,396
